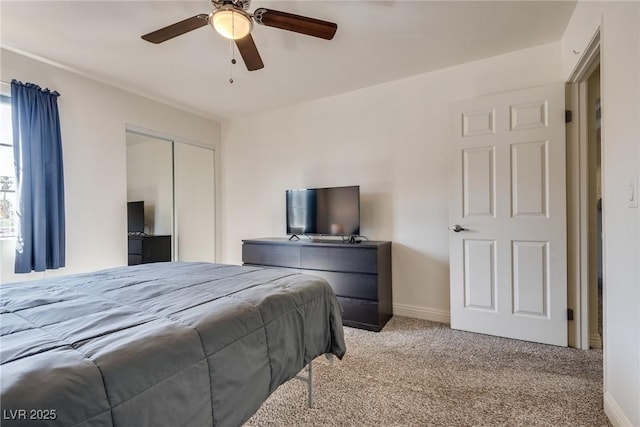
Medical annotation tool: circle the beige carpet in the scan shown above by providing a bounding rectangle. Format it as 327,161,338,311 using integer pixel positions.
245,316,609,426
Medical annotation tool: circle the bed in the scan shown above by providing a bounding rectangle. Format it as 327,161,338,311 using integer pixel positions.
0,262,346,427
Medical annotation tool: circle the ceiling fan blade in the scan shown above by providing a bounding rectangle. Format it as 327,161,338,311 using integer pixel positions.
235,34,264,71
253,8,337,40
142,14,209,44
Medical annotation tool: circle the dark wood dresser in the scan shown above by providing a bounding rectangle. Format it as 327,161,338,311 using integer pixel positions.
128,235,171,266
242,238,392,331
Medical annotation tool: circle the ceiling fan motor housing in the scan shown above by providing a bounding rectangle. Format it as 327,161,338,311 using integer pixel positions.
211,0,251,11
209,3,253,40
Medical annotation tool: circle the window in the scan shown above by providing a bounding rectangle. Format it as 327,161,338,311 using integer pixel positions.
0,94,16,237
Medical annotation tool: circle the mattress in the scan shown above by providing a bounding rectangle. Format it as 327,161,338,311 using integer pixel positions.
0,262,346,427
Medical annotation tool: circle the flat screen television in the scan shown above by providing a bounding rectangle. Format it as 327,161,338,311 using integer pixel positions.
127,201,145,234
286,186,360,237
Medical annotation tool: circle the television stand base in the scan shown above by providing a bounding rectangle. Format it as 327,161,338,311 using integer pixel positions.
289,234,301,241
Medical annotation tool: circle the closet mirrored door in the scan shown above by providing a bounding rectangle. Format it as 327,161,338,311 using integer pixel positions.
174,142,215,262
126,132,174,265
126,128,215,264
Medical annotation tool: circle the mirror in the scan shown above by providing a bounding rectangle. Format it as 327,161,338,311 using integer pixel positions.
126,129,216,264
126,132,173,237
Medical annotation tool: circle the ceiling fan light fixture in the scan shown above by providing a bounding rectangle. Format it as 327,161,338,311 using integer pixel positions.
210,6,253,40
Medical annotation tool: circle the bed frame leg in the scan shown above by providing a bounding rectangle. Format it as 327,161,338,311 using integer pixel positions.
307,361,313,408
294,360,313,408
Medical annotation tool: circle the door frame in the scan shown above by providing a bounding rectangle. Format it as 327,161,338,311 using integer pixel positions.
565,28,601,350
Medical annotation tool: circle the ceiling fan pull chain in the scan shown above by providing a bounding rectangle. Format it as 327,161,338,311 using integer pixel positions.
228,38,236,84
227,11,237,83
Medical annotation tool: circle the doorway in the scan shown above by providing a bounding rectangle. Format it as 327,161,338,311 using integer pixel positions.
566,29,602,350
587,65,602,349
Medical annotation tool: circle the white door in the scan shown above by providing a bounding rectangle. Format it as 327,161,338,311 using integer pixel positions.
174,142,216,262
449,83,567,346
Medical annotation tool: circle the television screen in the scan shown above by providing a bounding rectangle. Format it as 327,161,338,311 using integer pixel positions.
286,186,360,236
127,201,145,233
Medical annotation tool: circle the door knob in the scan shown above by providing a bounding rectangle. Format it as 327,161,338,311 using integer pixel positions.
451,224,467,232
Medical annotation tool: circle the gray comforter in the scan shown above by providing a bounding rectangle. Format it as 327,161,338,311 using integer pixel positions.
0,262,346,427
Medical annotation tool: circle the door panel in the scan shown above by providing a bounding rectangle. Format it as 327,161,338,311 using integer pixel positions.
174,143,215,262
463,147,495,217
512,240,548,317
511,141,547,216
462,108,495,136
510,100,548,131
463,239,496,311
449,83,567,346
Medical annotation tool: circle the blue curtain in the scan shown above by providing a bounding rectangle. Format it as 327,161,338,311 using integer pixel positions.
11,80,65,273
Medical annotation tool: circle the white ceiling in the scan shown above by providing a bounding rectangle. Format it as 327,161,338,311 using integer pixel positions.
1,1,576,120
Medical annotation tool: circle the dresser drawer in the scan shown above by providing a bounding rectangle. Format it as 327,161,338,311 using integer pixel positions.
301,246,377,273
128,238,142,254
305,270,378,300
128,254,142,265
337,296,382,331
242,243,300,268
243,264,301,274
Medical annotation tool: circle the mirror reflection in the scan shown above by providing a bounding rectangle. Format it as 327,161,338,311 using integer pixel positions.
126,131,173,264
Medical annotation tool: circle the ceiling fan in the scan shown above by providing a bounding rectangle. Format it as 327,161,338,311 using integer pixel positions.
141,0,338,72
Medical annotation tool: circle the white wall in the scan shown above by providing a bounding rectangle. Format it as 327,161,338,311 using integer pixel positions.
0,48,221,284
221,42,563,323
562,2,640,426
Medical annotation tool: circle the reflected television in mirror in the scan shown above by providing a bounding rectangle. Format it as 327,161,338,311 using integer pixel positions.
127,201,145,234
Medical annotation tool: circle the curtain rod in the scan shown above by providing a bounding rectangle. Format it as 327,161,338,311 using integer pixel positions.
0,81,59,96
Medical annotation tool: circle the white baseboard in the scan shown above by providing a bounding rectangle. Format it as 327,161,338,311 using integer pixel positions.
604,391,634,427
393,303,450,324
589,332,602,349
